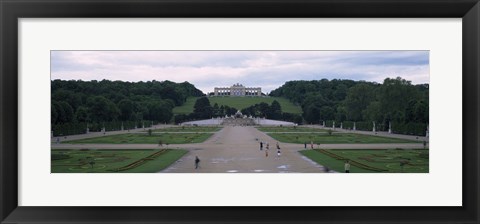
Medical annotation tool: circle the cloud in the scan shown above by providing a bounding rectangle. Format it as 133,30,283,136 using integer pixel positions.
51,51,429,94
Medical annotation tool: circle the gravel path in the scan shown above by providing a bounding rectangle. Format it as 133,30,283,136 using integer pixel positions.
161,126,327,173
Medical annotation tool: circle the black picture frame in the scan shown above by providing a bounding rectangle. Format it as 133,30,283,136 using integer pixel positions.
1,0,479,223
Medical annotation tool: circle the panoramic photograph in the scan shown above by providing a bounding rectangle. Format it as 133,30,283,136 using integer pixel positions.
51,51,429,173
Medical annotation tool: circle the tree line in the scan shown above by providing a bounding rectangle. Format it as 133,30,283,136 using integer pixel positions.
174,97,302,124
52,77,429,136
240,100,303,124
269,77,429,135
174,97,239,123
51,79,203,135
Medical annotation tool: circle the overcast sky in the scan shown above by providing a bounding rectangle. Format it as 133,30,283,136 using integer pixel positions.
51,51,429,94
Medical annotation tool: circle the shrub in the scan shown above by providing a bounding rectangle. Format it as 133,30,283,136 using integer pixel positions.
51,153,71,160
419,152,429,159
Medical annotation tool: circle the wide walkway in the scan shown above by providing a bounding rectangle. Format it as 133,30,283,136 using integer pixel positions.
162,126,326,173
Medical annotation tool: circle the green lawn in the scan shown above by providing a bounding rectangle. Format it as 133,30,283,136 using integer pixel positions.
267,133,418,144
173,96,302,115
62,133,213,144
300,148,429,173
51,148,187,173
143,126,222,132
256,126,328,133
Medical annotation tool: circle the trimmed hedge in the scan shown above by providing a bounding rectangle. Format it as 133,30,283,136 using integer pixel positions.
325,120,341,128
52,120,154,137
391,122,427,136
323,120,426,136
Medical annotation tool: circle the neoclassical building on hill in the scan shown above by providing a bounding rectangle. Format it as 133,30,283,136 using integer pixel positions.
214,83,262,96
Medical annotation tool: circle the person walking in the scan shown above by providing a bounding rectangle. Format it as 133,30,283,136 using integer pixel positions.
310,140,314,149
260,141,263,151
344,160,350,173
304,142,307,149
195,156,201,169
265,147,269,157
276,142,281,158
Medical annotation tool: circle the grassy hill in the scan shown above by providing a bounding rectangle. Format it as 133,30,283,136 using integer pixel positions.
173,96,302,115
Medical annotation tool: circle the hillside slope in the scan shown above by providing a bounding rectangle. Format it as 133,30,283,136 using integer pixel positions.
173,96,302,115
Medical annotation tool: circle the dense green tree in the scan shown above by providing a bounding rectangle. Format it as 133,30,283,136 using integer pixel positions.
319,106,335,121
51,77,428,136
301,93,327,110
378,77,420,122
335,105,347,122
212,103,221,117
405,100,418,123
147,101,173,123
218,105,224,115
75,106,89,123
304,105,321,124
225,107,235,116
52,101,63,124
257,102,269,117
344,83,375,121
270,77,428,135
414,100,428,123
333,83,348,101
362,101,382,122
269,100,282,119
193,97,213,119
52,90,82,111
51,104,58,124
56,101,74,123
86,96,120,122
51,79,203,126
118,99,134,121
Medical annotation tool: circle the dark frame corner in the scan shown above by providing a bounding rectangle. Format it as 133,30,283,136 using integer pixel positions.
1,0,479,223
